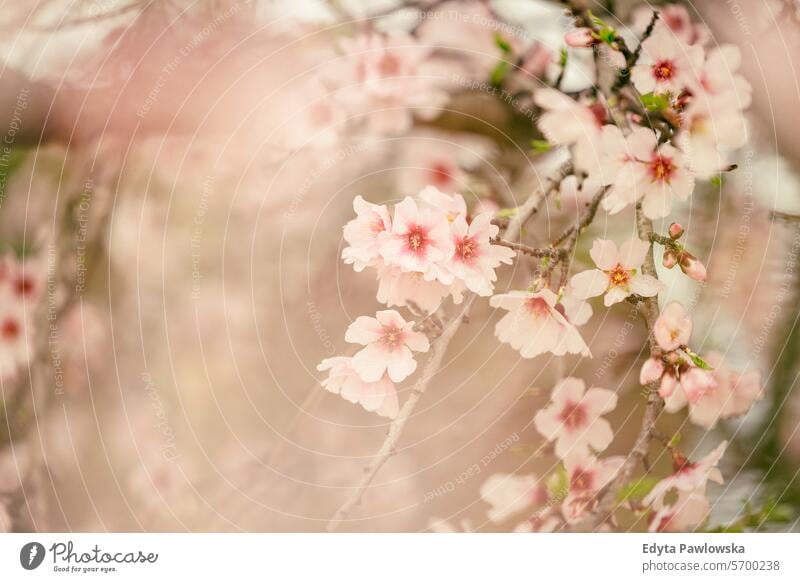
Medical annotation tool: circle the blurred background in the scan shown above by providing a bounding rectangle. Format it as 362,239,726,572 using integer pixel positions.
1,0,799,532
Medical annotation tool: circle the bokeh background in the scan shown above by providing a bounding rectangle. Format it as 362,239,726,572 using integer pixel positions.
1,0,799,532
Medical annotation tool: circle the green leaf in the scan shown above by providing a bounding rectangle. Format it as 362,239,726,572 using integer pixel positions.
686,351,713,371
547,464,569,499
597,26,617,45
490,60,510,86
710,175,723,187
496,207,518,219
494,33,512,54
559,47,568,68
640,92,669,112
530,139,552,153
617,477,659,501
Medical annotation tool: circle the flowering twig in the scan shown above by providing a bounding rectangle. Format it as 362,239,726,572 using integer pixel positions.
576,204,664,530
326,187,547,531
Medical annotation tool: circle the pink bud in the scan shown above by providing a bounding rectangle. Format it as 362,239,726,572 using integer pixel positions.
662,250,678,269
640,357,665,385
564,28,595,48
668,222,684,239
679,252,707,282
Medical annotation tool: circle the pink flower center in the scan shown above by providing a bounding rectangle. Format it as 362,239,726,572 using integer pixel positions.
379,325,405,350
558,401,587,430
404,225,429,255
2,318,20,341
652,59,676,82
454,235,479,264
379,54,402,77
608,264,630,287
371,217,387,234
428,161,454,189
570,468,594,493
648,155,676,183
525,297,551,317
588,102,607,127
14,276,35,297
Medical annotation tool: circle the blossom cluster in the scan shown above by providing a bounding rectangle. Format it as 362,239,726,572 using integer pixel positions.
319,187,515,418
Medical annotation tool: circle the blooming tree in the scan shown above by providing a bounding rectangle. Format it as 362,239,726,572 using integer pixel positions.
313,1,771,533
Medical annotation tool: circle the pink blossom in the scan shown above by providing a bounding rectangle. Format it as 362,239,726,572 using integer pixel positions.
534,377,617,458
317,357,399,419
570,238,661,306
686,353,763,429
679,251,707,282
654,301,692,351
398,135,492,195
649,489,711,532
683,91,748,179
332,32,448,135
631,25,704,96
379,196,454,279
418,186,467,221
632,6,710,46
375,264,457,313
490,289,591,359
564,28,596,48
345,310,429,383
699,45,752,106
644,441,727,508
342,195,392,272
599,126,695,219
479,473,547,523
661,365,717,410
534,89,607,173
447,213,515,296
561,454,624,524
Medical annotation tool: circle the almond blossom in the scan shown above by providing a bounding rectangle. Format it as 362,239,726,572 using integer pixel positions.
479,473,547,523
317,357,399,419
332,32,448,135
418,186,467,221
680,352,763,429
699,45,752,106
534,377,617,459
562,454,624,524
345,309,429,383
632,5,710,46
379,196,454,279
644,441,727,509
683,91,748,179
534,88,608,173
631,24,704,96
446,213,515,296
653,301,692,351
598,125,695,219
490,289,591,359
375,264,457,313
341,195,392,272
570,237,661,306
648,489,711,532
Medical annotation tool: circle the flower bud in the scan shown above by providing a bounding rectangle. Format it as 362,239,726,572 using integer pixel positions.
679,252,707,282
662,250,678,269
564,28,596,48
668,222,684,239
640,357,665,385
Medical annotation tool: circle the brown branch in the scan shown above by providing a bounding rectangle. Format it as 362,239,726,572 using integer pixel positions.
490,238,565,259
